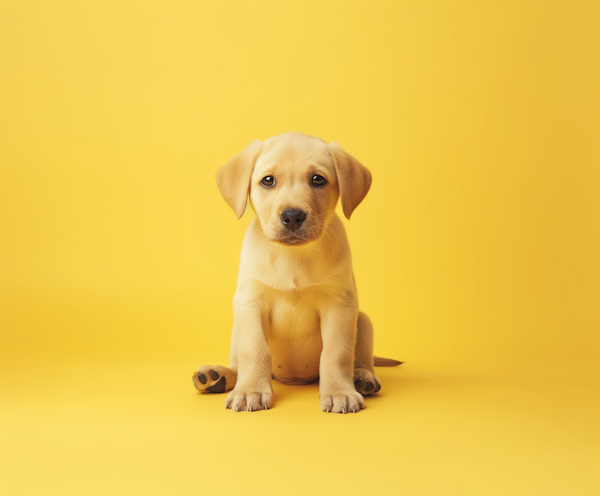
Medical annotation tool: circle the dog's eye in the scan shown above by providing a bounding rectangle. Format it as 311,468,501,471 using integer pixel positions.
312,175,326,187
261,176,275,187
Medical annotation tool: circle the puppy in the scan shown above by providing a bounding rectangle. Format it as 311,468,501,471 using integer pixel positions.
192,132,401,413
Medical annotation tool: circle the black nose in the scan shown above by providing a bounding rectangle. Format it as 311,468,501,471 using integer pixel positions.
280,209,307,231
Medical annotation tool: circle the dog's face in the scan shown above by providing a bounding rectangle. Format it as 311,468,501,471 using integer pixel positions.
249,134,339,245
216,132,371,246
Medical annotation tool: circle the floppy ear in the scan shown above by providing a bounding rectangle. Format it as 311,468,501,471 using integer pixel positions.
328,142,372,219
216,140,263,219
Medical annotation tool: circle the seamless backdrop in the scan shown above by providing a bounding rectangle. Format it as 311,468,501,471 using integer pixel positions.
1,1,599,495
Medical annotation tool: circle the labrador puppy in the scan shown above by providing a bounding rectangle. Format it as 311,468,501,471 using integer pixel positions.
192,132,401,413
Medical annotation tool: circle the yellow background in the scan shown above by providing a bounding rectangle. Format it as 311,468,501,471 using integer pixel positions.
1,1,598,494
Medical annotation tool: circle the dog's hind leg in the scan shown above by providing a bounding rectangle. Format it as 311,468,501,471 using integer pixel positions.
352,312,382,396
192,365,237,393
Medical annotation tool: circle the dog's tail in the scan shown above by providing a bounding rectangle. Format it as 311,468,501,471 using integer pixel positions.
374,356,403,367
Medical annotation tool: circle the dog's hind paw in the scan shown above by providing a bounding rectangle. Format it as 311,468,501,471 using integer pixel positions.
353,368,381,396
192,365,237,393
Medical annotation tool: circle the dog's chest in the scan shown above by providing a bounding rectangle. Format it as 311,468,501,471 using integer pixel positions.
267,286,322,335
267,288,323,382
261,258,323,293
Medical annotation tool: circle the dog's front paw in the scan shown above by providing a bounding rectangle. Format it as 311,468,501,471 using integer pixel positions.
225,384,273,412
192,365,237,393
353,368,381,396
320,390,365,413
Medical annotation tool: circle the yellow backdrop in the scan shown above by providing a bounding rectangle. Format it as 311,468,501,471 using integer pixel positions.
1,1,598,495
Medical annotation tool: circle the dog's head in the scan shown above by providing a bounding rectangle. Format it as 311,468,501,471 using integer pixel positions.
216,132,371,246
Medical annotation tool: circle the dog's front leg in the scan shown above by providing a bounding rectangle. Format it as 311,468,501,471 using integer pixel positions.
225,290,273,412
319,302,365,413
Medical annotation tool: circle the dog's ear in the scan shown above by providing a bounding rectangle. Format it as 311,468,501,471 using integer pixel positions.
328,142,372,219
216,140,263,219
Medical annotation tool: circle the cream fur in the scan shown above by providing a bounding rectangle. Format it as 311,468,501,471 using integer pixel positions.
192,132,401,413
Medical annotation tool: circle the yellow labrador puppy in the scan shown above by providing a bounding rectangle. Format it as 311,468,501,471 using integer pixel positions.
192,132,401,413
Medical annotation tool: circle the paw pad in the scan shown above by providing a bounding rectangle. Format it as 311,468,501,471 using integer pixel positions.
353,368,382,396
192,365,237,394
207,376,226,393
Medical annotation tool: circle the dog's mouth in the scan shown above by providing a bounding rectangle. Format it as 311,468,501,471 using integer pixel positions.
266,219,325,246
274,234,311,246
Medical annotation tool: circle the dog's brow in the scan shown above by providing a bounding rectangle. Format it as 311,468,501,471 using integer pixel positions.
254,163,278,175
309,164,335,178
